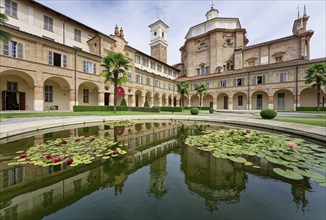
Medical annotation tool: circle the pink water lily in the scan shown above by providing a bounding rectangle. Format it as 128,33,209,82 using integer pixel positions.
219,130,225,136
20,154,27,158
75,138,80,142
244,135,251,139
203,135,209,139
53,157,62,163
90,137,96,142
113,150,119,155
61,139,67,144
287,142,297,149
65,157,73,165
44,154,52,160
84,135,89,138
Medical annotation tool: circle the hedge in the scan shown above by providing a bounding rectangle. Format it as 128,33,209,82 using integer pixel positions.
190,108,199,115
260,108,277,119
158,106,184,112
183,106,211,110
296,107,326,111
73,106,160,112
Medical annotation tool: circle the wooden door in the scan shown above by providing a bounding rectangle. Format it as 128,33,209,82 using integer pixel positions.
223,96,228,109
2,91,5,110
19,92,25,110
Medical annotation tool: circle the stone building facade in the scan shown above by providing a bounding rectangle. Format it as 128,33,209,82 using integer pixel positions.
0,0,325,111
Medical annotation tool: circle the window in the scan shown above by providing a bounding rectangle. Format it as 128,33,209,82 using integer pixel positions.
220,80,226,88
83,89,89,103
225,63,234,70
135,55,140,64
248,60,255,67
275,56,283,63
238,96,243,106
143,58,148,67
43,190,54,208
255,75,265,84
205,67,209,74
45,85,53,102
7,81,17,91
197,69,200,75
128,72,132,82
173,71,177,77
235,78,244,86
201,66,205,75
48,51,67,68
83,61,96,74
164,67,167,74
192,83,197,90
43,15,53,32
157,64,162,72
168,69,172,76
155,80,160,88
2,40,23,58
2,167,23,188
168,84,172,90
5,0,17,17
136,74,143,84
74,28,81,42
146,77,150,86
88,34,94,40
135,137,142,146
150,61,156,70
280,73,287,82
206,82,209,88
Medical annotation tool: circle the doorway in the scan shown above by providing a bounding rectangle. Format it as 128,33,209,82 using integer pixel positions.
2,91,25,110
104,93,110,106
223,96,228,109
257,94,263,110
278,93,285,110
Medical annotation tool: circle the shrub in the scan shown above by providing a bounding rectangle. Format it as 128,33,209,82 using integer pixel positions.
120,97,127,107
209,108,214,113
190,108,199,115
159,106,184,112
184,106,210,110
260,108,277,119
296,107,326,111
73,106,160,112
144,99,150,108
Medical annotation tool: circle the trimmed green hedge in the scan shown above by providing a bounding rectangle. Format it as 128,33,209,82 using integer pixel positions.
73,106,160,112
296,107,326,111
260,108,277,119
183,106,211,110
190,108,199,115
158,106,184,112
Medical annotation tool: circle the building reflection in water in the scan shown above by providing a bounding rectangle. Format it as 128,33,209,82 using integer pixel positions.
0,122,314,219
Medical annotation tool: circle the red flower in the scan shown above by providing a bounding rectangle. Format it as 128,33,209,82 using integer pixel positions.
90,138,96,142
61,140,67,144
44,154,52,160
84,135,89,138
75,139,80,142
53,157,62,163
20,154,27,158
113,150,119,155
65,157,73,165
287,142,297,149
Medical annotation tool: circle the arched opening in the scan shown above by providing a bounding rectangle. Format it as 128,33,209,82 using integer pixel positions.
78,82,99,106
154,93,160,106
217,93,228,109
145,91,152,107
300,88,325,107
251,91,268,110
203,94,213,108
190,94,199,107
180,95,188,107
233,92,247,110
43,76,70,110
273,89,294,111
0,70,34,110
168,95,172,106
135,90,143,107
162,94,167,106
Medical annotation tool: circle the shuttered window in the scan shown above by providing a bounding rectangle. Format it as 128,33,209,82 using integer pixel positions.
2,40,23,58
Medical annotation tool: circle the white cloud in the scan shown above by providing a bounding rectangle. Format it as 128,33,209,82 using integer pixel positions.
37,0,326,65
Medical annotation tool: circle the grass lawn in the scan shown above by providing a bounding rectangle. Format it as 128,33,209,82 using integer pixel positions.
273,118,326,127
277,115,326,119
0,110,212,119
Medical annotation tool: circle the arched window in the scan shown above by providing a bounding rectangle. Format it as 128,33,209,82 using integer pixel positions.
162,32,164,38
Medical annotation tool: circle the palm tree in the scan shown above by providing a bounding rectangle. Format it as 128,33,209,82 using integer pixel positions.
176,81,189,107
100,52,130,113
0,7,10,42
194,83,207,109
304,63,326,112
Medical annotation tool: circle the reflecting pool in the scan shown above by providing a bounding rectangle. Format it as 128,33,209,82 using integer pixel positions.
0,122,325,220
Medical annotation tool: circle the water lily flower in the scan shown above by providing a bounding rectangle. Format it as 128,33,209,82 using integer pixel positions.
244,135,251,139
287,142,297,149
61,139,67,144
53,157,62,163
84,135,89,138
44,154,52,160
20,154,27,158
203,135,209,139
220,130,225,136
75,138,80,142
65,157,73,165
113,150,119,155
90,137,96,142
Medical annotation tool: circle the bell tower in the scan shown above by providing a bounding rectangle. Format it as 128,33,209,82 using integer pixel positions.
149,20,169,63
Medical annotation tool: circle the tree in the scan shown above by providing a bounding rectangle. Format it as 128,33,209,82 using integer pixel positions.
0,7,10,42
176,81,189,107
100,52,130,113
194,83,207,109
304,63,326,111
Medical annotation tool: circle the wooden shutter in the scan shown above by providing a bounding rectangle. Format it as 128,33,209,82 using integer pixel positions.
262,75,266,84
19,92,25,110
93,63,96,74
17,43,23,59
62,55,67,68
83,61,87,72
48,51,53,65
3,40,9,56
253,76,256,85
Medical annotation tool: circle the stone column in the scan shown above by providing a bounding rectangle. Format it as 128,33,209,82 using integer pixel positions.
131,95,136,107
98,92,104,106
228,97,233,110
158,97,162,107
34,85,44,111
141,95,145,107
69,89,77,111
109,93,114,106
294,95,300,109
248,96,252,110
268,96,274,109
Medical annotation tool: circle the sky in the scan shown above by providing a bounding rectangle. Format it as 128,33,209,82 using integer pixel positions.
36,0,326,65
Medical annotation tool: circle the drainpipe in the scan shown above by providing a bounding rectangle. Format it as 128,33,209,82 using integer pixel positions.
74,49,78,106
152,75,155,106
247,72,250,110
63,18,67,45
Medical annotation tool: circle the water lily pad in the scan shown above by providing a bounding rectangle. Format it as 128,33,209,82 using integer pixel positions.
229,156,246,163
244,162,253,166
273,168,304,180
265,156,289,165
